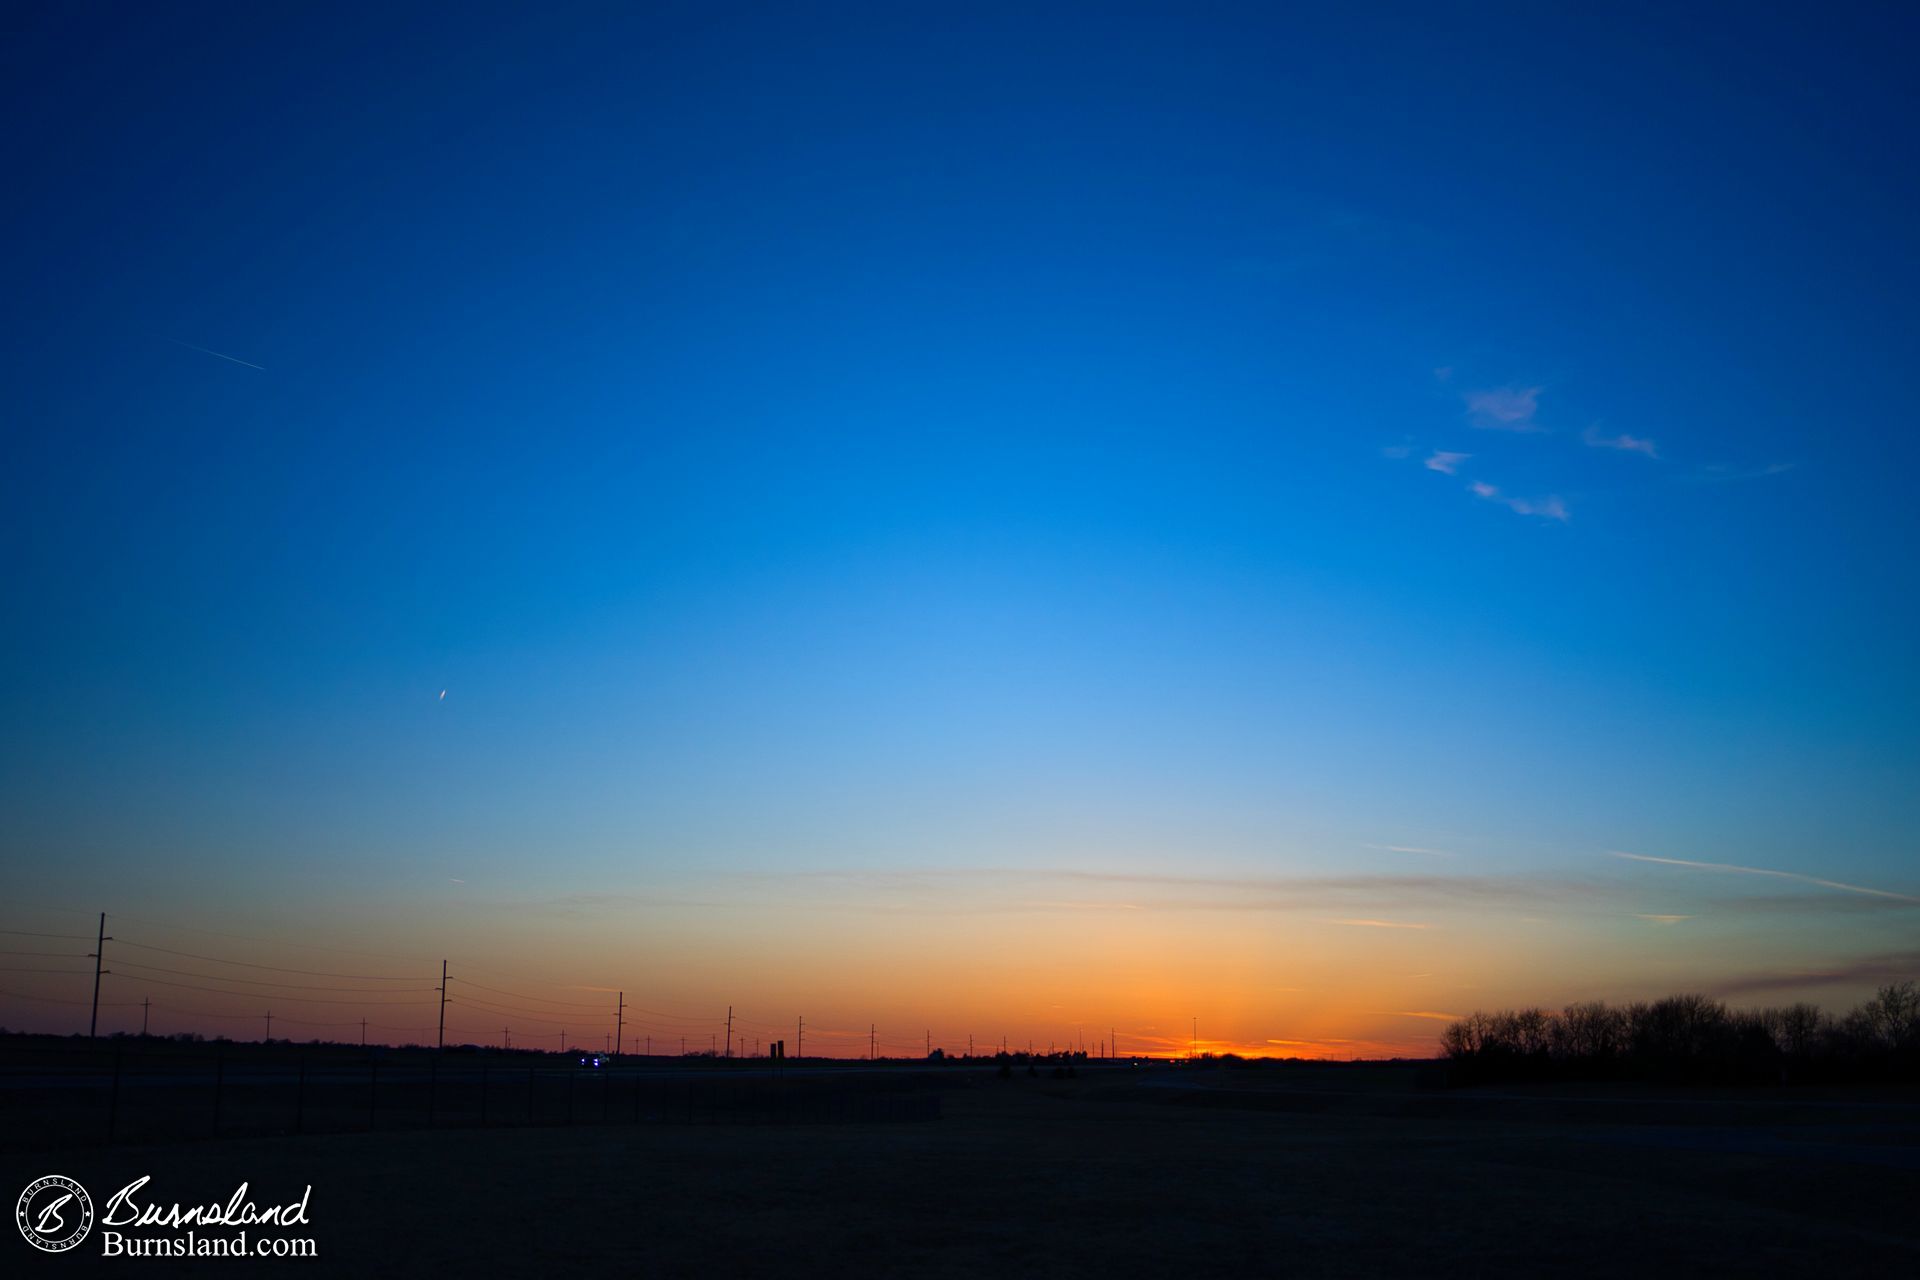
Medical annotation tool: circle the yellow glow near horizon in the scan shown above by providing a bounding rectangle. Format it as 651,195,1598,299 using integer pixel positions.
2,862,1909,1055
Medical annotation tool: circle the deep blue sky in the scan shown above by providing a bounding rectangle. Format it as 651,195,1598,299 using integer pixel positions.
2,4,1916,1035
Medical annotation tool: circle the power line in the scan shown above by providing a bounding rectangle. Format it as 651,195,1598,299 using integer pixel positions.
444,976,612,1010
139,1003,271,1021
113,939,427,981
101,914,439,963
0,988,138,1007
110,960,437,993
440,993,590,1027
105,973,435,1006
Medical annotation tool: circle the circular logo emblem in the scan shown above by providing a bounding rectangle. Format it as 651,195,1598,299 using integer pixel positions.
16,1175,93,1253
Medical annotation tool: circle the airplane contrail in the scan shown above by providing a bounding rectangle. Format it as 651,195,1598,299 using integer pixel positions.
1608,851,1920,903
166,338,265,370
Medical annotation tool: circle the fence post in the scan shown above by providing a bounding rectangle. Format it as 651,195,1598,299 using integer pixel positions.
108,1048,123,1145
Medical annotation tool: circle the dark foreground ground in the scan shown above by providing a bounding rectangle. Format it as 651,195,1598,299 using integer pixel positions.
5,1060,1917,1277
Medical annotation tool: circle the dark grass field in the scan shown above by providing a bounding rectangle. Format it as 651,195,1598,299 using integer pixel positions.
6,1059,1919,1277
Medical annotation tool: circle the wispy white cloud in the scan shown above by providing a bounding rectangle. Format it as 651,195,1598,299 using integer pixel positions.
1609,851,1920,904
1364,844,1455,858
1465,386,1544,431
1510,495,1570,520
1469,481,1569,522
1584,427,1658,457
1424,451,1469,475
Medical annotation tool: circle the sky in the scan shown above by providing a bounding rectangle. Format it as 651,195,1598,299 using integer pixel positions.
2,3,1916,1057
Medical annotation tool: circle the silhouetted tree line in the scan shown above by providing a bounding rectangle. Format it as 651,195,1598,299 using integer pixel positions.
1440,982,1920,1085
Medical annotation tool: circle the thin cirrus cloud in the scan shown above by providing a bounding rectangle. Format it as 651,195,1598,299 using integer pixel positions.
1364,843,1456,857
1713,950,1920,997
1693,461,1799,483
1608,851,1920,904
1469,480,1570,522
1424,451,1469,475
1327,918,1431,930
1464,386,1545,431
765,868,1571,919
165,337,265,370
1583,426,1658,457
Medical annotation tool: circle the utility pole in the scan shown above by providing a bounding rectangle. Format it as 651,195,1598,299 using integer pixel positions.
725,1006,733,1059
503,1027,511,1050
969,1034,973,1058
436,960,448,1051
264,1010,273,1041
88,912,111,1039
560,1029,566,1052
869,1024,875,1061
140,997,150,1037
360,1018,367,1047
646,1035,651,1057
614,992,625,1060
